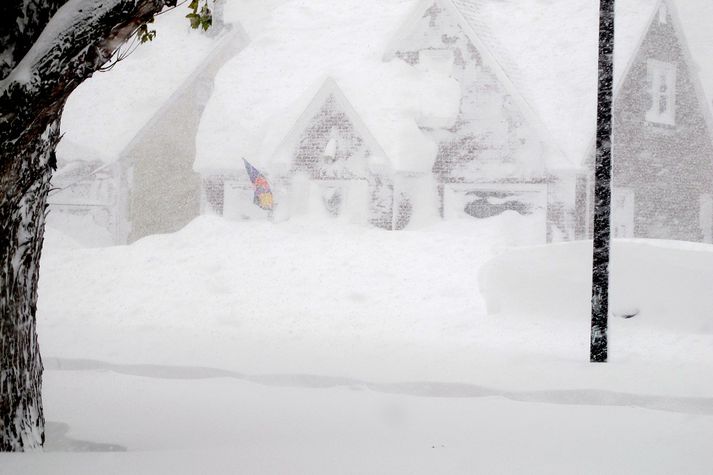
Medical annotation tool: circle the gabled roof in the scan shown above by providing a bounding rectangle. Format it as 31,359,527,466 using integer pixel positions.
270,77,391,174
452,0,713,166
194,0,461,175
653,0,713,145
57,7,242,164
581,0,713,164
118,25,245,162
383,0,572,170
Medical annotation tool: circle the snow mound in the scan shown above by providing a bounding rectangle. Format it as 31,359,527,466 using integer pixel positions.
479,239,713,334
37,215,713,391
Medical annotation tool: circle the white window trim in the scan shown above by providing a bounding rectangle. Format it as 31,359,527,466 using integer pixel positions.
645,59,677,126
417,48,454,76
700,193,713,243
612,187,635,239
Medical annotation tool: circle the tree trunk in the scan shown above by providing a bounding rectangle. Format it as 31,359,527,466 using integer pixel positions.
0,119,60,451
0,0,171,451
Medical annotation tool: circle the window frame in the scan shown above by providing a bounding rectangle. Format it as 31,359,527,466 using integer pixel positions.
645,58,677,127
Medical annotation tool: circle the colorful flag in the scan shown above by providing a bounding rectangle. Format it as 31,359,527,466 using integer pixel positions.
242,159,273,210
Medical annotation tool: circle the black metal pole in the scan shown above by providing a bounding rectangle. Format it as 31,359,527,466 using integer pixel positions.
591,0,615,363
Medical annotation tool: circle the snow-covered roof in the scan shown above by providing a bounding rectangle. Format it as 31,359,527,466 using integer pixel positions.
56,0,713,172
194,0,461,175
267,77,392,174
57,5,237,163
382,0,573,170
452,0,713,165
222,0,293,40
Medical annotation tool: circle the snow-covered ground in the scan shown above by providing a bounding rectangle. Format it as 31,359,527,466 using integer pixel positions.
3,215,713,473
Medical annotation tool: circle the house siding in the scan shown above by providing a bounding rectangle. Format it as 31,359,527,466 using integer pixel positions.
125,81,204,243
126,32,242,243
390,1,562,241
207,88,397,228
611,8,713,242
395,2,547,185
48,159,126,245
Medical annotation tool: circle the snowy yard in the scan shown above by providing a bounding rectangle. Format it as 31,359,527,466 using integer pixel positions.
4,215,713,473
4,0,713,470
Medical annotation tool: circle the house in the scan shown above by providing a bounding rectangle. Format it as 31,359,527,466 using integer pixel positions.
194,0,462,231
203,78,398,228
51,7,245,245
55,0,713,245
47,140,126,246
195,0,580,241
455,0,713,243
383,0,577,241
120,28,242,243
600,0,713,242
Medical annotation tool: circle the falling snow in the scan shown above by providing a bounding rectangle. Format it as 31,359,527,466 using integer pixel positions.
4,0,713,472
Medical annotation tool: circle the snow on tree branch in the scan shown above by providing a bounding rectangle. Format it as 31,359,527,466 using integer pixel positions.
0,0,171,147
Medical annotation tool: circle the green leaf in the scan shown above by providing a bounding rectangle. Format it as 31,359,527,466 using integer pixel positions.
185,12,201,29
200,5,212,31
139,27,156,43
186,0,212,31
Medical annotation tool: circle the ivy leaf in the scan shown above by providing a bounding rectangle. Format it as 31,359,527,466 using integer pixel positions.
199,4,212,31
186,0,213,31
137,23,157,43
185,12,202,30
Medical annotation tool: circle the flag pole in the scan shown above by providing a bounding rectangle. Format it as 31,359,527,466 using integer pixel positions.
590,0,615,363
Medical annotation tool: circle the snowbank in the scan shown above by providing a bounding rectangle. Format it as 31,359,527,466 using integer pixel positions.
36,215,713,393
25,216,713,473
479,239,713,334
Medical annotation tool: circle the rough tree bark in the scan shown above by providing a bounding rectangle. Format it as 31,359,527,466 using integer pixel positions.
1,0,174,451
590,0,615,363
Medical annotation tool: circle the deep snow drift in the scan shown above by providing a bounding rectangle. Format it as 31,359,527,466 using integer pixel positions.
36,215,713,389
2,215,712,473
35,213,713,391
480,239,713,334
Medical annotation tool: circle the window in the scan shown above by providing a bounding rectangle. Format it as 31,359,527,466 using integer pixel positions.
645,59,676,126
417,49,454,76
612,188,635,238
